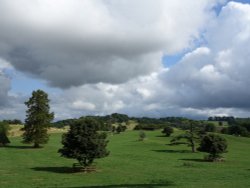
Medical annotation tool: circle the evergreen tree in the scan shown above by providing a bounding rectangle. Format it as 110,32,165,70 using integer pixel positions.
0,121,10,146
23,90,54,148
58,118,109,169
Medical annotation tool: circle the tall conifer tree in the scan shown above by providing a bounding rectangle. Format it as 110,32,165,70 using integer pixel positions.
23,90,54,148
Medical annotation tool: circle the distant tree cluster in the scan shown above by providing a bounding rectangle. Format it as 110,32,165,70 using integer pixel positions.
3,119,23,125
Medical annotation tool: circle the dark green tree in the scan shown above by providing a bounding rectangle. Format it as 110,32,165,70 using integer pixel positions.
162,126,174,137
204,123,216,132
58,118,109,169
0,121,10,146
23,90,54,148
170,121,200,152
198,134,227,161
228,125,249,137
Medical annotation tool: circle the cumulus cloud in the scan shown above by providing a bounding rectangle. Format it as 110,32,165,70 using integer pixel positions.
50,1,250,119
0,0,222,88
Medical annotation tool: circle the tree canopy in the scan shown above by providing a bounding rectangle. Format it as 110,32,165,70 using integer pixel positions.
198,134,227,161
23,90,54,148
58,118,109,169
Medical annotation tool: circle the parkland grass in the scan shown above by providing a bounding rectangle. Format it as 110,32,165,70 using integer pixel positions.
1,130,250,188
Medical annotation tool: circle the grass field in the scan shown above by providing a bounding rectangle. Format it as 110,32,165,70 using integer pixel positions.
1,130,250,188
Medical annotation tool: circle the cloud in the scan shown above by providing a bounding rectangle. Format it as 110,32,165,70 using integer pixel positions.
50,1,250,119
0,0,222,88
0,59,11,107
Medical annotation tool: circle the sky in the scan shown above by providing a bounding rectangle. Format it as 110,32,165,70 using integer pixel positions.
0,0,250,121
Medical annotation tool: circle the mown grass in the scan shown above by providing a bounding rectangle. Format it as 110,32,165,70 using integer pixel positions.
1,130,250,188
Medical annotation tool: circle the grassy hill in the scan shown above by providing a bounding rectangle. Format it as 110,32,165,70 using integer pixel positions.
1,130,250,187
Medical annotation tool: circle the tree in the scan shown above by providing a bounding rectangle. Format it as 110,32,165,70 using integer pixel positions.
228,125,249,137
198,134,227,161
204,123,216,133
23,90,54,148
138,131,146,141
58,118,109,169
0,121,10,146
170,121,200,152
162,126,174,137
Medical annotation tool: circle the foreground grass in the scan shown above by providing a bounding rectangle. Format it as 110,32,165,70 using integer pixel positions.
1,131,250,188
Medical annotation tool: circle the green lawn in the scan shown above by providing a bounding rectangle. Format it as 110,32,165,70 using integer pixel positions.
1,130,250,188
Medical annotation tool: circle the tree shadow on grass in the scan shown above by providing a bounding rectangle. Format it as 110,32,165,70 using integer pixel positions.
62,182,175,188
5,145,35,149
155,135,167,138
179,158,208,162
31,167,75,174
152,149,192,153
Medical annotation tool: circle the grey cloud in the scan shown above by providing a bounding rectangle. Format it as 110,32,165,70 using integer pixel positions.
0,0,221,88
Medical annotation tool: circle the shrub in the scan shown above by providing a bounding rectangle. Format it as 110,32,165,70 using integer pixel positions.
161,126,174,137
138,131,146,141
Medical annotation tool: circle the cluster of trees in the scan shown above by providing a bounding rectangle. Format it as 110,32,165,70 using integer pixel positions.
15,90,109,170
2,119,23,125
52,113,129,131
170,120,228,161
214,118,250,137
2,90,247,167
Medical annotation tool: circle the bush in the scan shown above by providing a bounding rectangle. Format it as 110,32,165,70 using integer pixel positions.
138,131,146,141
198,134,227,161
161,126,174,137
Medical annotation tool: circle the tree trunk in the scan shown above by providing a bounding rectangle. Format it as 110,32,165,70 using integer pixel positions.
191,143,196,153
34,142,40,148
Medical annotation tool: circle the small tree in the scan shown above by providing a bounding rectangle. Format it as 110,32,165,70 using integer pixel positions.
58,118,109,169
162,126,174,137
0,121,10,146
138,131,146,141
198,134,227,161
204,123,216,133
23,90,54,148
170,121,200,152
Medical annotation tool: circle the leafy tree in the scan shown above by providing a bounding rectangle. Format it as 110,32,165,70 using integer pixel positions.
58,118,109,169
204,123,216,133
116,125,122,134
162,126,174,137
170,121,200,152
111,126,116,133
23,90,54,148
0,121,10,146
198,134,227,161
138,131,146,141
228,125,249,137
